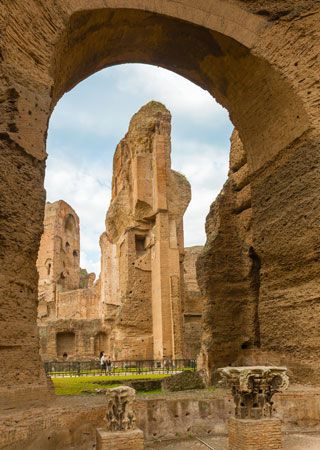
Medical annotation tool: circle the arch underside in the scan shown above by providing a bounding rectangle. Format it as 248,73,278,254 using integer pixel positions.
52,8,308,172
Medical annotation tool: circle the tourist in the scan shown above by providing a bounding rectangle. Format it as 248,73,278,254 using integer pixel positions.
100,351,107,375
106,355,112,374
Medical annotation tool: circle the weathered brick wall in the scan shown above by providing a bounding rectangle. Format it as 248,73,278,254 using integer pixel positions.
39,319,110,360
96,429,144,450
37,201,81,302
228,418,282,450
103,102,191,360
1,0,320,405
183,246,206,358
57,287,100,320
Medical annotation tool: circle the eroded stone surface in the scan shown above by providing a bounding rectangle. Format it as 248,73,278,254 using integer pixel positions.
36,102,203,362
37,200,106,360
101,101,190,360
0,386,320,449
219,366,289,419
96,429,144,450
228,418,283,450
105,386,137,431
197,123,320,385
1,0,320,407
183,246,206,359
220,366,289,450
197,130,257,382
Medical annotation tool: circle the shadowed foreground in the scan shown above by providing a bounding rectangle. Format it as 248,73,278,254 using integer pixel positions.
147,434,320,450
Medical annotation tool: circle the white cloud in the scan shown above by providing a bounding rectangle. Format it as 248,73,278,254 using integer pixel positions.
46,64,231,273
80,251,100,276
114,64,226,124
171,140,229,246
49,65,230,138
45,151,111,274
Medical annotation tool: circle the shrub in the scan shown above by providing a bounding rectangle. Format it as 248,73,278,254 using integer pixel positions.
162,371,205,392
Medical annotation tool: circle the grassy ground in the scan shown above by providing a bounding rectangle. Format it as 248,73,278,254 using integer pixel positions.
52,374,169,396
49,367,194,376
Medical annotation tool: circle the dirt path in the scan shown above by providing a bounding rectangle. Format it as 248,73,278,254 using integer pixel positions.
146,433,320,449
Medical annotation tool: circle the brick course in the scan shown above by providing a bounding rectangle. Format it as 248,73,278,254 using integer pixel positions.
229,417,282,450
96,428,144,450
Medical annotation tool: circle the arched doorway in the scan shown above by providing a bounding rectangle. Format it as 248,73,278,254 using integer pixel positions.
1,1,319,406
56,331,76,358
94,332,108,356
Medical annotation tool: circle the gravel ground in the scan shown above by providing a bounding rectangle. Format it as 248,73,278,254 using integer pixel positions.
146,433,320,449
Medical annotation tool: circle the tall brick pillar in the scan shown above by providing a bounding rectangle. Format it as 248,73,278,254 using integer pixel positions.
0,129,51,407
219,366,289,450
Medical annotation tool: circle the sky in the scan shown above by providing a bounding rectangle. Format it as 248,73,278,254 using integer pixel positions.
46,64,233,274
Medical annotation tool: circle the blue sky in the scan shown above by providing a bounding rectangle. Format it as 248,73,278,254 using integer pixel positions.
46,64,233,273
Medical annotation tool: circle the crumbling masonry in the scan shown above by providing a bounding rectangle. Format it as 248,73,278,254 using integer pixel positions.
37,102,204,361
1,1,320,447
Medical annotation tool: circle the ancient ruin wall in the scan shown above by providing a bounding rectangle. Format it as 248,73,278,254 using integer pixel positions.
197,130,264,381
36,104,196,363
183,246,206,359
37,201,80,316
1,0,320,406
197,123,320,384
37,200,107,360
101,101,191,360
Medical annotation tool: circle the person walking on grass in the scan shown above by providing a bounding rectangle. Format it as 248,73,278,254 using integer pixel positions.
100,351,107,375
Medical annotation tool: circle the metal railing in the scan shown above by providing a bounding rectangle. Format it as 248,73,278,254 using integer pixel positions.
44,358,196,377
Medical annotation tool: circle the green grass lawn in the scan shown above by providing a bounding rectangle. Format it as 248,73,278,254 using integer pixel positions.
49,367,194,376
52,374,169,396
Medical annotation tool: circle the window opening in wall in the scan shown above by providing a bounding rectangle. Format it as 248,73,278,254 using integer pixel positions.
47,263,51,276
65,214,76,233
241,341,253,350
56,331,75,357
135,235,146,256
94,332,107,356
58,271,66,289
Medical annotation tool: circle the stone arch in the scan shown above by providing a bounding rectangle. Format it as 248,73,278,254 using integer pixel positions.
94,332,108,356
1,1,320,406
64,214,76,234
56,331,76,357
50,7,309,173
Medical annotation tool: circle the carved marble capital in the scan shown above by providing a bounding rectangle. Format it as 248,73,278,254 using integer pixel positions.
218,366,289,419
105,386,137,431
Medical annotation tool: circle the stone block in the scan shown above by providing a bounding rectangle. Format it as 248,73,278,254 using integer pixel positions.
228,417,282,450
96,428,144,450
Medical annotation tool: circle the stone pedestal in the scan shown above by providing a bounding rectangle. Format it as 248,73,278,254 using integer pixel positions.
96,386,144,450
96,428,144,450
228,417,282,450
218,366,289,450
